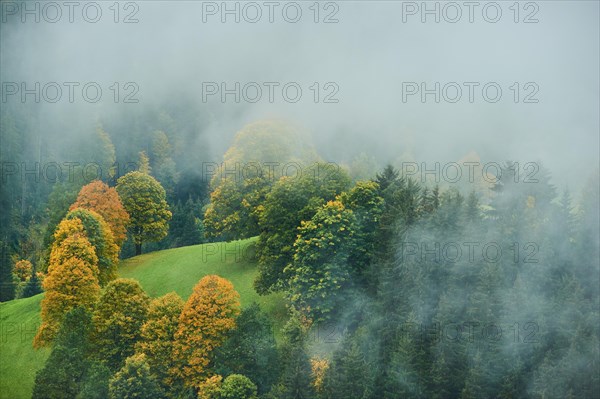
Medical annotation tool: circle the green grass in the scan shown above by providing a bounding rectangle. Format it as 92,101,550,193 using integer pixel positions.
0,238,286,399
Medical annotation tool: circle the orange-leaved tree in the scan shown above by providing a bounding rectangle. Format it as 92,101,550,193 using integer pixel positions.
70,180,130,248
172,275,241,388
34,219,100,348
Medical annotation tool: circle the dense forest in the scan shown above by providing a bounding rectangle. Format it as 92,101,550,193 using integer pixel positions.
1,104,598,398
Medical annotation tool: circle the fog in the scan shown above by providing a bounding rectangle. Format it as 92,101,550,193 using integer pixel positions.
1,1,598,192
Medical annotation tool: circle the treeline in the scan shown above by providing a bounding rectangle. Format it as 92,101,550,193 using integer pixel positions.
204,123,599,398
0,100,210,301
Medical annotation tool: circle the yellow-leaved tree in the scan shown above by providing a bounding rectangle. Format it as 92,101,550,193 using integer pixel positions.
172,275,240,388
34,218,100,348
136,292,185,390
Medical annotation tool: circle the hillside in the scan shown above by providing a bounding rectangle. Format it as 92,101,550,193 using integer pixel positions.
0,238,285,399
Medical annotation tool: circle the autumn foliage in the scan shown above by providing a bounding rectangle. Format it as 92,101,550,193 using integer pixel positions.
136,292,184,387
71,180,130,247
34,228,100,348
172,275,240,388
93,278,150,372
13,259,32,281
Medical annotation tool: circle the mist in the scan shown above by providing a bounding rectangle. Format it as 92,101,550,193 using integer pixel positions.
1,1,598,190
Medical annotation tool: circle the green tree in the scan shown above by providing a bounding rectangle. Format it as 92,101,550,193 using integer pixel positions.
22,269,43,298
0,241,16,301
64,208,119,285
93,278,150,371
109,353,166,399
213,303,280,394
220,374,258,399
255,163,351,294
170,198,203,248
151,130,179,200
32,307,94,399
321,339,372,399
117,171,172,255
339,181,384,290
77,362,111,399
276,311,316,399
204,120,319,241
288,200,356,321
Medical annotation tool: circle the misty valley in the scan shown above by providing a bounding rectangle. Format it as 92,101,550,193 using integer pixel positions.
1,2,598,399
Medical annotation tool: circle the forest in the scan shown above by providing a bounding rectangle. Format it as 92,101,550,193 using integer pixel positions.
1,2,599,398
1,112,598,398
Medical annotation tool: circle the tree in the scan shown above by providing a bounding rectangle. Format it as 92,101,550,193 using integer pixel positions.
204,176,271,241
34,232,100,348
255,163,351,294
275,311,316,399
287,200,356,321
32,307,94,399
138,150,152,174
70,180,130,247
77,362,111,399
173,275,240,388
13,259,32,281
64,208,119,285
117,171,172,255
220,374,258,399
204,120,319,241
0,241,16,301
92,126,117,183
321,339,372,399
22,270,43,298
197,375,223,399
339,181,384,290
150,130,179,200
213,303,280,394
136,292,185,389
93,278,150,371
170,198,203,248
108,353,166,399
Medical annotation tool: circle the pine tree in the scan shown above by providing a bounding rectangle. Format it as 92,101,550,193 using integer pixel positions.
0,241,16,301
276,311,316,399
32,307,94,399
213,303,280,394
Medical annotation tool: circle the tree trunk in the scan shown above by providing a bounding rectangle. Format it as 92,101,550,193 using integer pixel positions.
135,243,142,256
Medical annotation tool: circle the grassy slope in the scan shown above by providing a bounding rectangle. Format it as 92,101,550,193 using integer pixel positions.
0,238,286,399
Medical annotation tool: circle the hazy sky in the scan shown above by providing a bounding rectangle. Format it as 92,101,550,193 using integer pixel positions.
1,0,598,190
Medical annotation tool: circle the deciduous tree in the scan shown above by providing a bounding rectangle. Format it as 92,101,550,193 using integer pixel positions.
71,180,130,247
173,275,240,388
117,171,172,255
93,278,150,371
